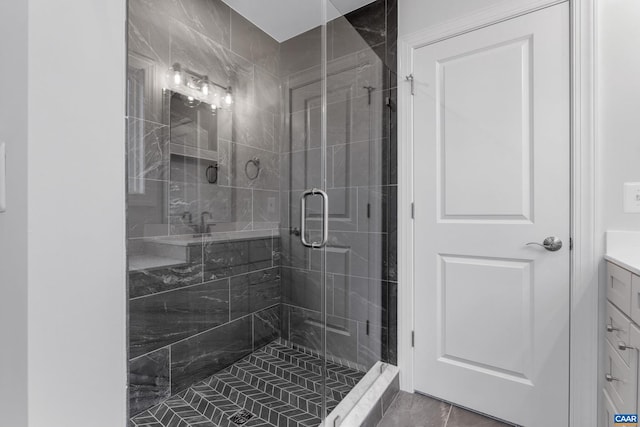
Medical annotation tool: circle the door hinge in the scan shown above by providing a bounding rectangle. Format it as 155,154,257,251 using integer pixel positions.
366,320,370,335
411,202,415,219
411,331,415,347
570,237,573,250
405,74,414,95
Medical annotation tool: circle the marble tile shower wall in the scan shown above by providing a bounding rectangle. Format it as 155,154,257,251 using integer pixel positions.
126,0,283,417
279,0,398,371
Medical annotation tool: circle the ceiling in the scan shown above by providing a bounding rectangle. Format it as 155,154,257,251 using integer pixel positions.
221,0,376,42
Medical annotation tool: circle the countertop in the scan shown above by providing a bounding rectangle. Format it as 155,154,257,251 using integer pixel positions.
605,231,640,276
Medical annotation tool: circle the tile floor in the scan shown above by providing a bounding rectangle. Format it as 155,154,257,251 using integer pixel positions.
378,391,516,427
130,339,366,427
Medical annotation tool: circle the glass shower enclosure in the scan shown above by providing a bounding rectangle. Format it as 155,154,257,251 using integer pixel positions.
126,0,397,424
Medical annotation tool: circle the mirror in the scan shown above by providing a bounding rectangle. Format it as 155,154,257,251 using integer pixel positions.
168,91,218,154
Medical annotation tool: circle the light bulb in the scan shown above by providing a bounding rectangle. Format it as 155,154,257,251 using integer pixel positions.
201,82,209,96
187,96,194,101
173,70,182,85
224,92,232,105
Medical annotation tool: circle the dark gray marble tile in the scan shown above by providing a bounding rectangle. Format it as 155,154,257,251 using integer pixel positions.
447,406,513,427
272,236,281,265
230,267,280,320
216,138,231,186
229,143,279,190
128,0,170,64
288,148,322,192
284,305,322,354
170,316,252,393
253,189,280,225
281,267,322,312
230,10,280,76
129,348,171,417
385,185,397,282
129,278,229,358
287,305,359,364
386,0,398,73
278,232,309,270
168,181,252,234
128,237,203,298
384,87,398,185
354,48,384,93
329,274,388,323
203,239,249,280
127,0,172,124
326,187,358,232
169,154,217,185
170,19,254,106
383,281,397,365
232,101,275,152
340,0,387,56
333,138,386,189
329,17,371,61
171,0,231,49
316,231,383,279
378,392,451,427
280,27,322,77
288,106,322,153
253,306,281,349
254,66,281,115
249,238,274,267
357,186,386,233
127,179,169,239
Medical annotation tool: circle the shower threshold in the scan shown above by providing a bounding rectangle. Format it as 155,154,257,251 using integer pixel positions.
130,339,366,427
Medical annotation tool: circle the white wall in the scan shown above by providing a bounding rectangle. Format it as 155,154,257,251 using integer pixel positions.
0,0,29,425
26,0,128,426
597,0,640,234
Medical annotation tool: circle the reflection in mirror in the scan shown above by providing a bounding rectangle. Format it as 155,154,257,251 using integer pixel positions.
169,91,218,153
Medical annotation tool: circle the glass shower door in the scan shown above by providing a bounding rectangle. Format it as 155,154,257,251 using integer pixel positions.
283,0,396,420
126,0,395,424
319,0,397,420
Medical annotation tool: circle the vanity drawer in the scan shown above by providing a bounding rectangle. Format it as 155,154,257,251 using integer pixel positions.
608,262,633,316
603,389,620,427
606,301,632,366
631,275,640,326
604,339,638,414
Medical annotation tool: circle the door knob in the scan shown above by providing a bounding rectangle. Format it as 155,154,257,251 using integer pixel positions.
605,373,620,382
526,236,563,251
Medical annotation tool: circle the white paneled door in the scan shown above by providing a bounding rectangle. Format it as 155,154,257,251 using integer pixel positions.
412,4,570,426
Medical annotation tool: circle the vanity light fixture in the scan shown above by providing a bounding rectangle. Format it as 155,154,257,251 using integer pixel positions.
224,87,233,105
172,63,183,85
166,63,233,109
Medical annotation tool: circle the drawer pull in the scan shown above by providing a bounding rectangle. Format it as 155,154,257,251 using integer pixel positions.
618,341,635,351
607,323,622,333
605,373,621,382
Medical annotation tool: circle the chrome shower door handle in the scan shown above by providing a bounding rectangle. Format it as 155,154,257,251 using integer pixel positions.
318,188,329,248
526,236,563,252
300,189,313,248
300,188,329,248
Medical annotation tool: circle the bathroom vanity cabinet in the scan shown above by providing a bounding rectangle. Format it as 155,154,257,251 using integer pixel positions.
604,258,640,426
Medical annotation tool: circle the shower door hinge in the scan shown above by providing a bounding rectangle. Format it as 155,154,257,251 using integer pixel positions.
411,202,415,219
405,74,414,95
570,237,573,250
411,331,415,347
